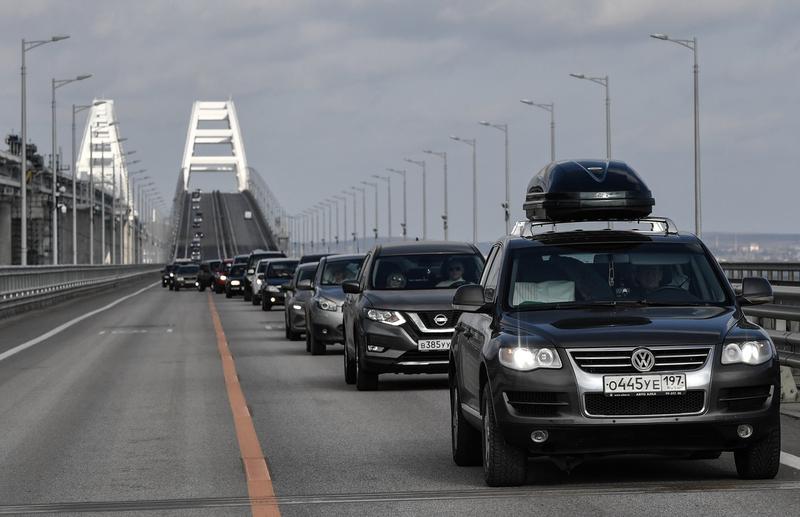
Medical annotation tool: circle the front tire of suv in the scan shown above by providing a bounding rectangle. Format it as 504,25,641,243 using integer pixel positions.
482,385,527,486
355,339,378,391
309,327,326,355
225,289,232,299
734,424,781,479
451,374,482,466
263,300,272,311
243,287,252,302
252,295,260,306
344,344,356,385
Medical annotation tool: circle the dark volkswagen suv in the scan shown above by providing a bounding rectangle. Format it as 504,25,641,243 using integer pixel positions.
449,159,781,486
342,242,484,390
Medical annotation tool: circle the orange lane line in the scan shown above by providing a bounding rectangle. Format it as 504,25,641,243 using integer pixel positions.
208,293,281,517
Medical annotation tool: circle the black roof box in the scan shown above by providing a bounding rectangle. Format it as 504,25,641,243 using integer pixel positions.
523,159,654,222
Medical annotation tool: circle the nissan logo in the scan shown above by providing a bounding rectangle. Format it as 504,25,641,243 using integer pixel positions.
631,348,655,372
433,314,448,326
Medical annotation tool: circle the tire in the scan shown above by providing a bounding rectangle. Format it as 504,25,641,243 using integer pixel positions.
735,424,781,479
252,295,260,306
482,385,527,486
175,285,180,292
243,288,252,302
225,290,232,299
285,315,292,340
355,340,378,391
215,285,223,294
310,328,326,356
344,344,356,385
451,374,482,466
263,301,272,311
169,284,174,291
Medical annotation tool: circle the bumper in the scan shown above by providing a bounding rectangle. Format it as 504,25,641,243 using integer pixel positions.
226,283,244,294
175,278,197,288
485,353,781,454
308,305,344,343
289,304,307,330
361,319,449,374
262,290,285,305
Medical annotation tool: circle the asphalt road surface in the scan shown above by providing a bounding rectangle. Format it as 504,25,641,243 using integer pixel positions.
1,278,799,516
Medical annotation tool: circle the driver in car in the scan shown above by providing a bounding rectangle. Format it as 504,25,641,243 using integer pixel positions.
437,260,466,287
632,263,664,297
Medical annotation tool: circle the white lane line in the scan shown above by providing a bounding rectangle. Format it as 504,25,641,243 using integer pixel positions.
781,451,800,470
0,281,159,363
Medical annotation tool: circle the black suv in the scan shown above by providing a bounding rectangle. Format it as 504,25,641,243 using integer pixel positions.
449,159,780,486
342,241,485,390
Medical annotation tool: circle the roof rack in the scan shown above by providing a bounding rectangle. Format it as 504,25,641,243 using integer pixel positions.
511,216,679,238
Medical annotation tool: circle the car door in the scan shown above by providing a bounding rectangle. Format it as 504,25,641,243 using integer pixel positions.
343,252,371,354
460,245,502,410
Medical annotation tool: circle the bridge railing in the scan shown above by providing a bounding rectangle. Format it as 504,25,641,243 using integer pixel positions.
721,261,800,286
246,167,289,252
0,264,159,317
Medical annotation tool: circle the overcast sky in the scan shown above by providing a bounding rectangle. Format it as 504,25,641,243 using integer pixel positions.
1,0,799,242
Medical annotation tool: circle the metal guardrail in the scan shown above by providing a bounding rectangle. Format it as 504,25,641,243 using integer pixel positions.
721,262,800,286
0,265,159,314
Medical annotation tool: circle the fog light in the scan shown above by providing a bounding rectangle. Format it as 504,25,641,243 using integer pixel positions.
322,328,328,334
530,430,549,443
270,297,276,303
737,424,753,439
367,345,385,353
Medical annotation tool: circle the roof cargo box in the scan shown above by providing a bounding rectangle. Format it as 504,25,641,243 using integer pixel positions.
523,159,654,222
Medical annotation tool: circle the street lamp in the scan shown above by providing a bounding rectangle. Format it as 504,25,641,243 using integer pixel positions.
352,186,366,244
423,150,448,240
333,195,347,248
570,73,610,158
650,32,702,238
51,73,92,264
72,100,105,264
478,121,510,234
450,135,478,243
372,174,391,241
403,158,426,239
362,181,378,240
20,34,69,265
520,99,555,163
387,168,406,240
343,189,358,251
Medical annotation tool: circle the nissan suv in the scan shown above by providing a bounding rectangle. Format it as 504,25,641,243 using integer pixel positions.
342,242,484,390
448,159,781,486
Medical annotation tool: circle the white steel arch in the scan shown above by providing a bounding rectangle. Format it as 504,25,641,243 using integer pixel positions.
181,100,249,191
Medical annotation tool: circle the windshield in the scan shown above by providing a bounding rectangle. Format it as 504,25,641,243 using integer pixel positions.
297,266,317,283
178,265,199,274
267,261,299,279
321,258,364,286
229,265,246,276
371,253,484,290
507,242,730,309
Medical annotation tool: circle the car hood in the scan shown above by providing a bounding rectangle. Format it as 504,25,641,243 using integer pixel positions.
267,278,291,286
364,289,457,311
317,286,346,303
501,306,743,348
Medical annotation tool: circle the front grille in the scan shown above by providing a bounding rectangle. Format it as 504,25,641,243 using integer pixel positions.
718,385,771,412
584,391,705,416
412,311,458,329
398,349,448,362
570,347,711,374
505,391,569,417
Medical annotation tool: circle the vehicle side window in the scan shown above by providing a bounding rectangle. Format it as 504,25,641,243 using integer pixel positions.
480,246,499,286
482,245,503,301
358,253,372,289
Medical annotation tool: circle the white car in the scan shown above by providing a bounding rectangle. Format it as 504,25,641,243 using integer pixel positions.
244,210,252,220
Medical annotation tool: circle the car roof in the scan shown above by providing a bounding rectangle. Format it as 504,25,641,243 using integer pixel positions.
501,230,701,250
321,253,366,263
374,241,479,256
257,258,298,265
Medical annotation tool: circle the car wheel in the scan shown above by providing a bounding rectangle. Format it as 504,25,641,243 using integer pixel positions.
305,322,311,353
225,290,232,299
252,295,260,306
482,384,526,486
243,288,252,302
175,285,180,292
451,373,482,466
734,423,781,479
285,314,292,340
215,285,223,294
355,339,378,391
344,344,356,385
310,328,325,356
169,284,174,291
263,302,272,311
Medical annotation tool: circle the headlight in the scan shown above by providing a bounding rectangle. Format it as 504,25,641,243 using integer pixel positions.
318,298,338,311
498,346,562,371
256,279,263,286
231,280,241,286
366,309,405,326
177,277,184,281
267,285,280,293
169,272,174,277
721,340,773,365
292,304,303,311
220,275,227,281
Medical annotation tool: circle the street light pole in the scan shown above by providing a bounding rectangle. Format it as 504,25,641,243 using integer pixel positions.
520,99,555,162
353,186,366,243
450,136,478,243
423,150,448,240
570,73,610,158
20,35,69,265
336,193,348,252
650,33,702,238
362,181,378,239
372,175,391,241
404,158,426,239
51,73,91,264
478,121,510,234
343,190,357,252
387,168,406,240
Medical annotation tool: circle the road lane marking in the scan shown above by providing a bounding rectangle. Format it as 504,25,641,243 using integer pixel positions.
208,293,280,517
0,281,159,363
781,451,800,470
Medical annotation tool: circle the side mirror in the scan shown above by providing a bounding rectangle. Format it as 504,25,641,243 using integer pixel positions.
279,284,290,292
453,284,487,312
297,279,313,290
247,268,255,275
739,277,773,305
342,280,361,294
257,273,265,280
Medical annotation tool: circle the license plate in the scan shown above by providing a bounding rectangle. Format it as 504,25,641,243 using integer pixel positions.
418,339,451,351
603,373,686,396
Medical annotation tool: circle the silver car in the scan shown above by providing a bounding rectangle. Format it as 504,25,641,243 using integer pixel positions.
283,262,320,341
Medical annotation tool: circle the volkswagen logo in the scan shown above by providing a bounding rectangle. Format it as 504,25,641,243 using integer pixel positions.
631,348,655,372
433,314,448,326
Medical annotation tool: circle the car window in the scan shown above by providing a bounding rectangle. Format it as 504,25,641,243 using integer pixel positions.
482,246,503,300
296,266,317,284
178,265,199,274
507,242,730,309
371,253,484,290
229,265,246,276
267,261,298,279
321,258,364,286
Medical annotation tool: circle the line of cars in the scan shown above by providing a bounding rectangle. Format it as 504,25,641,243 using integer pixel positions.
163,159,782,487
